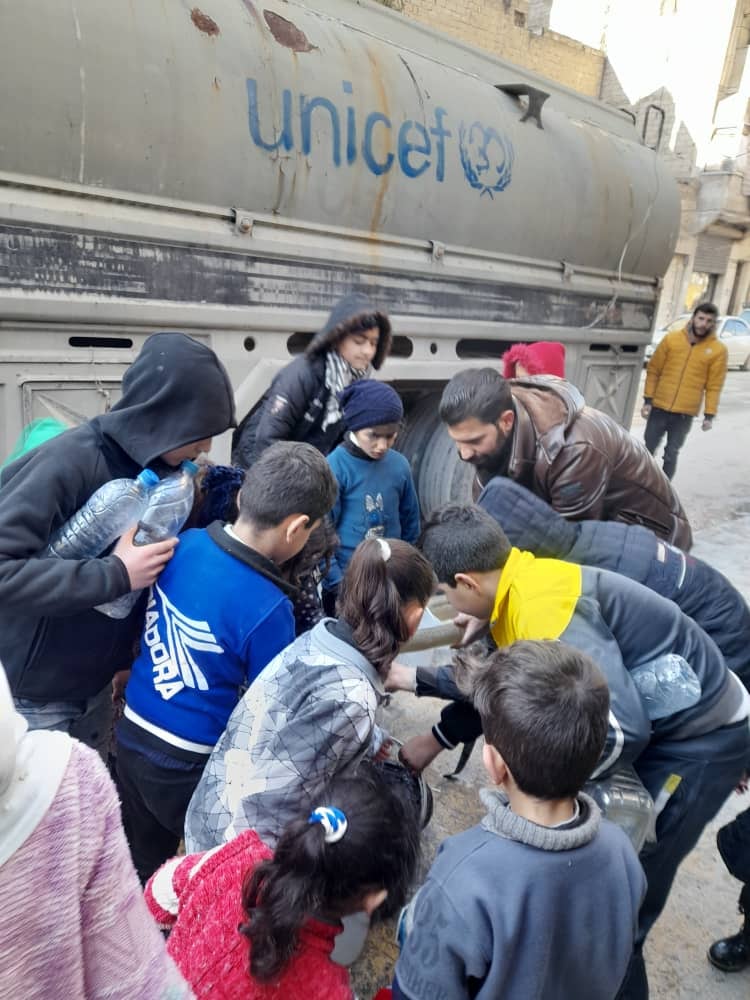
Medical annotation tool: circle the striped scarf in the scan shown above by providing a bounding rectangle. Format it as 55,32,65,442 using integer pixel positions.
322,350,372,431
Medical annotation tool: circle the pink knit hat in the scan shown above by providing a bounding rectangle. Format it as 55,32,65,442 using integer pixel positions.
503,341,566,379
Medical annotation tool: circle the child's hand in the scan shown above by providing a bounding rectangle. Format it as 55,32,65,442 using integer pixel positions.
375,737,395,762
113,527,178,590
398,732,444,773
111,669,131,705
451,613,489,647
385,660,417,693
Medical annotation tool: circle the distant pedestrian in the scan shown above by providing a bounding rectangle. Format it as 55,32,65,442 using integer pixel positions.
232,294,392,468
643,301,727,479
502,340,566,379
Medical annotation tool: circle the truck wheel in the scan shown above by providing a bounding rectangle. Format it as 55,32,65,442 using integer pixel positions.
399,392,474,514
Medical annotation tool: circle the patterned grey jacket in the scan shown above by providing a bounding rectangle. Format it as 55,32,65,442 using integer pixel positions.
184,619,386,852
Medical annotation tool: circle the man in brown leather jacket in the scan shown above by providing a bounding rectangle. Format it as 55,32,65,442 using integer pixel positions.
440,367,692,550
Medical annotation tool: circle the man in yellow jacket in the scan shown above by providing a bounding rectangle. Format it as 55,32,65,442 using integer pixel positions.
643,301,728,479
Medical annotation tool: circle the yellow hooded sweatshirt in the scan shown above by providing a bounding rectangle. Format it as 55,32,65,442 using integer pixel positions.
490,548,582,648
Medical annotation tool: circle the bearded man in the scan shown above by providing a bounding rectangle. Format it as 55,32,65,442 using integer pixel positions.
643,301,727,480
440,366,692,549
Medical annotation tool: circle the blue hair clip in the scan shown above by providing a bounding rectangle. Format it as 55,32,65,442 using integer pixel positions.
308,806,348,844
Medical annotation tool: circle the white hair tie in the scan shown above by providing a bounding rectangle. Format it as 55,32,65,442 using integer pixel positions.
308,806,348,843
377,538,392,562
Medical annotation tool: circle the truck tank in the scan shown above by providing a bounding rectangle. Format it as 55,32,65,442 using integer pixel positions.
0,0,680,509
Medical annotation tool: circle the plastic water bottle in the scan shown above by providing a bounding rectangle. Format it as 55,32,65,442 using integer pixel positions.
96,460,198,619
47,469,159,560
631,653,701,720
584,764,654,853
131,460,199,545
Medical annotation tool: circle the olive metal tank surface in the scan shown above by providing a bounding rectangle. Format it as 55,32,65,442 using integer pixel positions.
0,0,680,506
0,0,678,272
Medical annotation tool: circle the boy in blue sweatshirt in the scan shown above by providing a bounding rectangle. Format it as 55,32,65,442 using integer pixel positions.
394,640,645,1000
323,380,420,610
115,441,337,882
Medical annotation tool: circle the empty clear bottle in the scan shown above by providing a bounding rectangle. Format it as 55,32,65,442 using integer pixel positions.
584,765,654,853
631,653,701,720
47,469,159,560
96,460,198,619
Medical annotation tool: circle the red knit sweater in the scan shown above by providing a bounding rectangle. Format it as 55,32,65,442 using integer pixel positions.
145,829,352,999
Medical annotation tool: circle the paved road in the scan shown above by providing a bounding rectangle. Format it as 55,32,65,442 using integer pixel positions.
352,370,750,999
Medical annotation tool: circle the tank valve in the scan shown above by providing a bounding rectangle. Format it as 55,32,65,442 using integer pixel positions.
233,211,254,236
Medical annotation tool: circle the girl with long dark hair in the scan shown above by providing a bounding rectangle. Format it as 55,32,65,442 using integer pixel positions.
185,537,435,853
146,766,420,999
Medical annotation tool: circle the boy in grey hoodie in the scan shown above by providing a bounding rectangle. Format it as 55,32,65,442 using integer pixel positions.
394,640,645,1000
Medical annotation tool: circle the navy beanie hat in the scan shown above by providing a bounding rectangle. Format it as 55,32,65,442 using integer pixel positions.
339,379,404,432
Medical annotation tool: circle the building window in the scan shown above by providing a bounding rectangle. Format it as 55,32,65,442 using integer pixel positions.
514,9,526,27
685,272,717,310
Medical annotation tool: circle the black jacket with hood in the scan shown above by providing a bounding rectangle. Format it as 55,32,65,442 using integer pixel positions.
231,293,391,468
0,332,236,701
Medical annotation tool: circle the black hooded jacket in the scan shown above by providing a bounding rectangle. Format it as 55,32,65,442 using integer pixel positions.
231,293,391,468
0,332,236,701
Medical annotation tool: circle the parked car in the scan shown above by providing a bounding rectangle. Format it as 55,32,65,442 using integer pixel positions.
645,314,750,369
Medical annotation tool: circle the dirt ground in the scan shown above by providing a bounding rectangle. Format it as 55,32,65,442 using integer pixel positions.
351,370,750,998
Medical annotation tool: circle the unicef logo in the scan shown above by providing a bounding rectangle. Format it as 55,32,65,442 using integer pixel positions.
459,121,514,198
247,77,517,196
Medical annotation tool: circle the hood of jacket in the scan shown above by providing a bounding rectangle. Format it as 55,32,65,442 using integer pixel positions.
507,377,585,482
98,332,236,466
305,293,392,369
477,477,580,558
0,662,71,866
502,341,566,379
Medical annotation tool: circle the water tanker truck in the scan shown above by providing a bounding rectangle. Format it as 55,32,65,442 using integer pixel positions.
0,0,680,507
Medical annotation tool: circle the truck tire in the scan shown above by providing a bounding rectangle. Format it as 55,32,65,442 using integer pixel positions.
399,392,474,516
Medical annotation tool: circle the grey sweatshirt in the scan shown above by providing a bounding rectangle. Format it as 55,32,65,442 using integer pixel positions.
394,790,645,1000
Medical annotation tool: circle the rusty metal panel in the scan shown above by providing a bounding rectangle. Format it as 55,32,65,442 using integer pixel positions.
577,356,642,424
0,223,656,332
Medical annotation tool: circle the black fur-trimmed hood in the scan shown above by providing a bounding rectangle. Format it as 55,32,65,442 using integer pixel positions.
305,293,392,369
